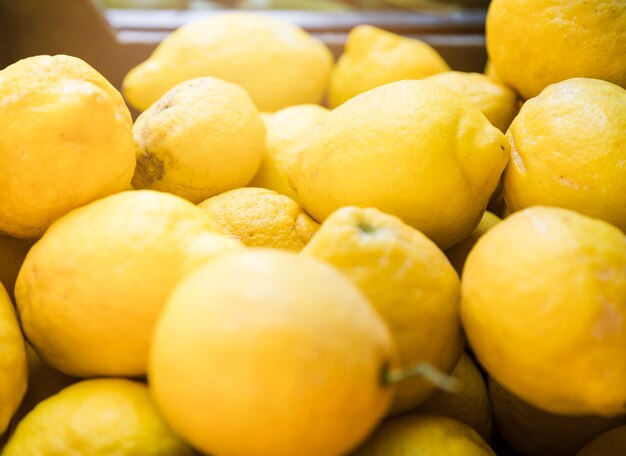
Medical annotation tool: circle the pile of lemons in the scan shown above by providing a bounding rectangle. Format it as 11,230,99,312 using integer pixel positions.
0,0,625,454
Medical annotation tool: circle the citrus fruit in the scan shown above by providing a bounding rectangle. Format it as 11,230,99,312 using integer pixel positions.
486,0,626,99
198,188,319,251
328,25,449,107
0,235,35,301
131,76,265,203
123,13,334,112
577,425,626,456
15,190,242,377
352,414,496,456
445,211,501,275
484,60,505,86
302,206,462,414
149,249,396,456
0,55,135,239
503,78,626,232
424,71,519,132
249,104,329,204
462,206,626,416
291,79,509,249
2,379,192,455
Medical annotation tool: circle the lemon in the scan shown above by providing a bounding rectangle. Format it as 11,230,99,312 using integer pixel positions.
490,379,626,456
0,283,27,436
131,77,265,203
249,104,329,204
445,211,501,276
486,0,626,100
424,71,519,132
291,80,509,249
484,60,505,86
0,55,136,239
149,249,396,456
462,206,626,416
302,206,462,414
328,25,449,108
0,235,35,301
2,379,192,455
198,188,319,251
503,78,626,232
15,190,242,378
418,353,493,442
123,13,333,112
577,425,626,456
352,414,496,456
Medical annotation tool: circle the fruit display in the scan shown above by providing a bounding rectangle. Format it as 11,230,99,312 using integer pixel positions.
1,0,626,454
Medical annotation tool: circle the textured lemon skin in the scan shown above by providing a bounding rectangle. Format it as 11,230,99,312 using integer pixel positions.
487,0,626,100
132,77,265,203
291,80,509,249
462,206,626,416
302,206,462,414
0,55,136,239
149,249,396,456
504,78,626,232
328,25,450,108
123,13,334,112
15,190,242,378
2,379,193,456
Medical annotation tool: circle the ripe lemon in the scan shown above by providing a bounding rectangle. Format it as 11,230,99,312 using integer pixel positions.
249,104,329,204
486,0,626,99
2,379,192,455
291,80,509,249
352,414,496,456
328,25,449,107
15,190,242,378
123,13,333,112
198,188,319,251
445,211,501,276
0,55,136,239
0,283,27,436
503,78,626,232
462,206,626,416
577,425,626,456
418,353,493,442
484,60,505,86
0,235,35,301
424,71,519,132
490,379,626,456
132,77,265,203
149,249,396,456
301,206,462,414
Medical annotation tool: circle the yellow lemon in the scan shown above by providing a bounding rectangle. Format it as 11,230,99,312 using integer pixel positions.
0,235,35,301
132,77,265,203
577,425,626,456
15,190,242,378
198,188,319,251
490,379,626,456
328,25,449,107
0,55,136,239
301,206,462,414
462,206,626,416
486,0,626,99
484,60,505,86
445,211,501,276
0,283,27,436
149,249,396,456
503,78,626,232
352,414,496,456
424,71,519,132
418,353,493,442
2,379,192,455
249,104,329,204
123,13,333,112
291,80,509,249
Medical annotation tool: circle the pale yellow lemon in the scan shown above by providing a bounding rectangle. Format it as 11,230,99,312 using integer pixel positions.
462,206,626,416
149,249,396,456
15,190,242,378
302,206,462,414
291,79,509,249
0,55,136,239
123,13,333,112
